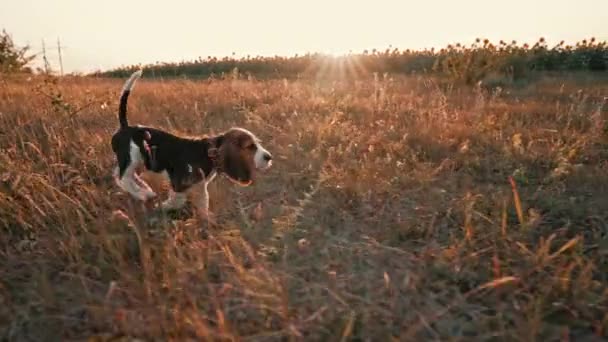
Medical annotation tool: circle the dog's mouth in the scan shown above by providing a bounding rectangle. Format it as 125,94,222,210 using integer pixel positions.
223,160,272,186
226,175,253,187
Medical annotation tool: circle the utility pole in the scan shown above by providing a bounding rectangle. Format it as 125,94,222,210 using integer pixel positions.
57,37,64,76
41,39,50,74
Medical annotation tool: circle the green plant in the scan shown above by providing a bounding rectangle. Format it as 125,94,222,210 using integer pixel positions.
0,29,35,73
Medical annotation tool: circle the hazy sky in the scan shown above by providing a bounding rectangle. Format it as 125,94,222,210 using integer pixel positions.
1,0,606,73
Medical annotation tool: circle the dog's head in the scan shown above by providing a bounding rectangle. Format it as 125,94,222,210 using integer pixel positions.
212,127,272,186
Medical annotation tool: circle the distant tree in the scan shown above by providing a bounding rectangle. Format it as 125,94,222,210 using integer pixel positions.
0,29,35,73
93,37,607,81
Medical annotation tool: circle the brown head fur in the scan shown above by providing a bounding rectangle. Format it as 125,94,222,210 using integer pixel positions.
215,128,261,186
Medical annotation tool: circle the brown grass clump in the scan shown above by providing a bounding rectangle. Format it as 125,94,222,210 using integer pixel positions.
1,72,607,340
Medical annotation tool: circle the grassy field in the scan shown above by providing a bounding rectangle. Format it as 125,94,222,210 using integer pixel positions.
1,72,607,341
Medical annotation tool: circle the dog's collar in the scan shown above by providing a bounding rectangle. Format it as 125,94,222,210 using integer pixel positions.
207,137,223,173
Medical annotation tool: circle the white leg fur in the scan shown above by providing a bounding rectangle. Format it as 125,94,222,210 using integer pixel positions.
116,141,157,201
199,184,209,215
197,172,216,219
133,173,156,196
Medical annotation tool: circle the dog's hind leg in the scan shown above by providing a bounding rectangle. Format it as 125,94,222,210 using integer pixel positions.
118,168,156,201
116,142,157,201
133,172,156,199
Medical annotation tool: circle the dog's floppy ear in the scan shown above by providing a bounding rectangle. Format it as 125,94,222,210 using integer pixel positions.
208,147,218,158
215,135,225,147
208,135,225,159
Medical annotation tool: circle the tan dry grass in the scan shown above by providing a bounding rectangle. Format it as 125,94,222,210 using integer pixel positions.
0,73,607,341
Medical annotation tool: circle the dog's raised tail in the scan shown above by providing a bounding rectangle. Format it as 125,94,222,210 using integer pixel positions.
118,69,143,129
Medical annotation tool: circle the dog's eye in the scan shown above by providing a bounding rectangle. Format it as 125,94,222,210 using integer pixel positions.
247,144,257,151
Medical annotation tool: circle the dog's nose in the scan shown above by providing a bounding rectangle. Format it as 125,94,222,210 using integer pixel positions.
263,153,272,162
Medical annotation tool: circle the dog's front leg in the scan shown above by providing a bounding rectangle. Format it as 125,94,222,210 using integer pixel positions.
197,182,210,217
196,182,216,225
